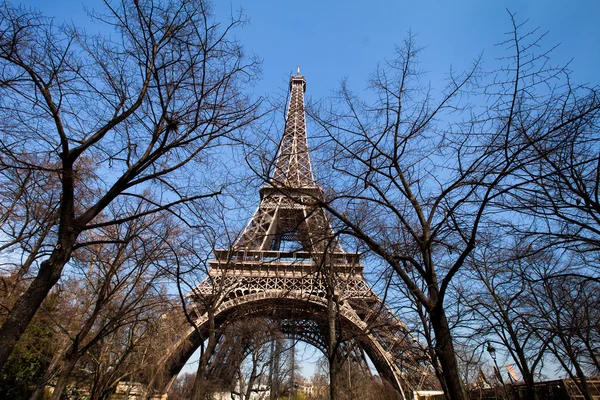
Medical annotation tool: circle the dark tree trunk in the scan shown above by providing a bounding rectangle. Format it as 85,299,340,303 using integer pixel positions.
192,346,209,400
0,161,78,371
244,355,259,400
327,295,339,400
29,339,67,400
192,308,218,400
0,244,73,369
522,373,538,400
430,305,467,400
329,363,338,400
50,355,80,400
565,349,594,400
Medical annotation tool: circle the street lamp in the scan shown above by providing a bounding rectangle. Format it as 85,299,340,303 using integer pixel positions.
487,342,507,398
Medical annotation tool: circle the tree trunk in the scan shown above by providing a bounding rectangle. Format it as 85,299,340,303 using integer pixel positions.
270,338,282,400
244,355,259,400
508,335,537,400
29,339,67,400
0,246,72,370
192,308,217,400
521,363,538,400
417,305,450,398
50,354,81,400
52,288,109,400
192,345,209,400
0,155,78,372
11,222,55,292
327,295,339,400
549,332,594,400
566,352,594,400
429,305,467,400
329,359,339,400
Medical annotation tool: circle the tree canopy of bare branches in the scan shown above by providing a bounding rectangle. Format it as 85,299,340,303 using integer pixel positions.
0,0,261,371
308,16,600,400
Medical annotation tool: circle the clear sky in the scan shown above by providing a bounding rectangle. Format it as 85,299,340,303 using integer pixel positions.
23,0,600,101
214,0,600,100
18,0,600,382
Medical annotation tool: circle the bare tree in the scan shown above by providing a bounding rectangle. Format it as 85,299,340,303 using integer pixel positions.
155,196,252,400
83,295,178,400
457,241,549,400
0,162,60,285
0,0,260,369
501,81,600,275
308,16,599,399
309,32,479,399
40,210,177,400
168,372,196,400
0,276,62,399
524,261,600,400
226,319,282,400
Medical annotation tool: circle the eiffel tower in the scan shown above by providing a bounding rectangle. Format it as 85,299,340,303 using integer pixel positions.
159,70,438,398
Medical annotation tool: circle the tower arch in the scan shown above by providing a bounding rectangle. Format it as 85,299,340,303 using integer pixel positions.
161,292,431,398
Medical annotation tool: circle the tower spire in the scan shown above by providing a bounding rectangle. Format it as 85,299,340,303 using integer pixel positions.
271,71,314,188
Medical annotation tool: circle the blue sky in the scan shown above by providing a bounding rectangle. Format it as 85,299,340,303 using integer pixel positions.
24,0,600,101
19,0,600,381
214,0,600,100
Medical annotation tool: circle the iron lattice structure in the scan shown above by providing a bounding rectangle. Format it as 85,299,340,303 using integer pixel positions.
169,72,439,398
